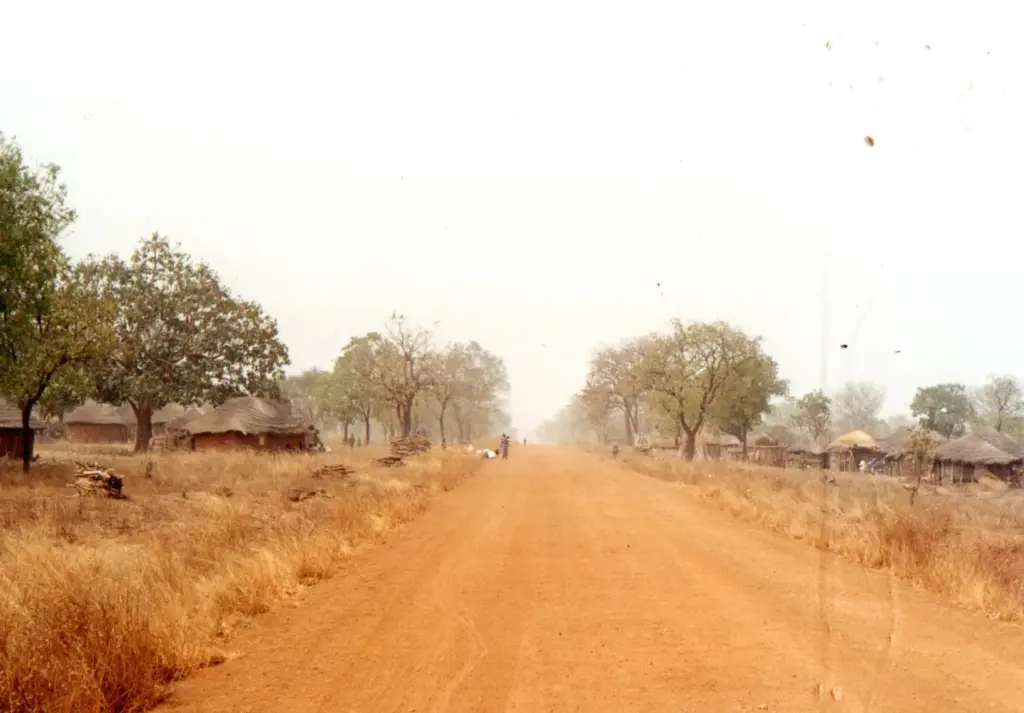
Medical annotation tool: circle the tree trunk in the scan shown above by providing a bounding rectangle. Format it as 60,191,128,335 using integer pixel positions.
364,414,371,444
20,401,37,473
400,398,414,437
438,406,447,444
681,420,697,461
624,410,634,447
740,423,749,461
343,421,350,441
132,402,154,453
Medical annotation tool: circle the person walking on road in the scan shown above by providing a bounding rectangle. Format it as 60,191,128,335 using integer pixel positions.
500,434,510,460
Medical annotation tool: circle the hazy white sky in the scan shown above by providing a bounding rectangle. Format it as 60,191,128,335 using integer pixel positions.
4,1,1022,434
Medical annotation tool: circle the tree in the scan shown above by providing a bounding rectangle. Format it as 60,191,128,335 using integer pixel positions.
583,337,652,447
334,334,387,443
641,320,765,461
792,390,832,441
832,381,887,433
279,368,342,432
713,353,788,459
346,315,436,438
911,383,974,439
578,384,617,444
0,135,113,470
82,235,290,451
447,342,508,443
428,344,470,443
972,374,1024,435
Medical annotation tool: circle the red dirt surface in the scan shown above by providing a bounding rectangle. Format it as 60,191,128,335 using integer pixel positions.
158,449,1024,712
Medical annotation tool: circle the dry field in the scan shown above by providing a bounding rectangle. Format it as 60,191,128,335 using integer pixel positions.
0,442,482,713
615,451,1024,623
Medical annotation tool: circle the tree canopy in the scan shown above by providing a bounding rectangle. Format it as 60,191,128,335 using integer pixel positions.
832,381,886,434
81,234,290,451
0,135,113,469
791,390,832,441
911,383,974,439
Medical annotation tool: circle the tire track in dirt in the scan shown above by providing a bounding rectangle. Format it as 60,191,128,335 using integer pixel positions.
159,449,1024,713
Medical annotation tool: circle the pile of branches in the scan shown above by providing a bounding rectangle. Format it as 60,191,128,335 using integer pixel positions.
390,434,432,458
373,455,405,468
311,463,356,479
68,462,126,499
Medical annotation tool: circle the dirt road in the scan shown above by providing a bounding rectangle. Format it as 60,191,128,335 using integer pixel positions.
161,449,1024,712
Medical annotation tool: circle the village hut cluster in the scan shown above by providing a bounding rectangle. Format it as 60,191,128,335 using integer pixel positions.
1,396,334,461
690,423,1024,486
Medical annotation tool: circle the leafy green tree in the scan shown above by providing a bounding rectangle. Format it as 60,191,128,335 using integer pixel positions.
583,336,653,446
641,320,766,461
911,383,974,439
82,234,290,451
334,333,387,443
713,353,788,459
0,135,113,469
450,342,508,442
279,367,350,433
792,390,832,441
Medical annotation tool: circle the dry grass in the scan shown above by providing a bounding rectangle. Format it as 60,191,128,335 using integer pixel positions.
616,453,1024,623
0,444,481,713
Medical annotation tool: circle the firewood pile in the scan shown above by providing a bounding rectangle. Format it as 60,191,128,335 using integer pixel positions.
373,455,405,468
68,462,126,499
311,463,356,479
390,435,432,457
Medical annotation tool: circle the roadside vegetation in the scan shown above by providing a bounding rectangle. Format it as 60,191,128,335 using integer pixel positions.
0,446,481,713
618,454,1024,624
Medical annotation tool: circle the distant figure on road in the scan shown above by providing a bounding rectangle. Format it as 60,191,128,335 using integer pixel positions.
523,438,527,447
611,443,620,459
500,434,510,460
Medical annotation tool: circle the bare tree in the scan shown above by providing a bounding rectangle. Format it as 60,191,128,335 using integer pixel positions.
973,374,1024,434
832,381,886,433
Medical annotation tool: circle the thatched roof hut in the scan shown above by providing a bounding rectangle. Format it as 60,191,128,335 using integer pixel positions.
933,433,1021,483
971,426,1024,460
826,430,879,472
934,434,1018,465
827,430,878,451
784,439,825,470
876,427,945,458
65,402,136,443
185,397,309,451
0,400,45,459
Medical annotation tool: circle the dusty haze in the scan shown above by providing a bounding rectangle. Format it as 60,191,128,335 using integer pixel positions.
4,0,1020,435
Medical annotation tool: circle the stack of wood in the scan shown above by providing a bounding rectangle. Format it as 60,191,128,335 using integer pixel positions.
68,462,126,499
390,435,432,457
311,463,356,479
373,455,405,468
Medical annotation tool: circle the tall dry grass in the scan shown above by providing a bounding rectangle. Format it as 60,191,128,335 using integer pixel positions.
0,445,481,713
617,454,1024,623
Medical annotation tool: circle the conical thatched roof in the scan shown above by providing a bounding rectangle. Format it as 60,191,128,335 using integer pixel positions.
65,402,135,426
934,433,1021,466
184,397,308,436
971,425,1024,460
876,427,945,457
827,430,878,451
0,400,45,430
